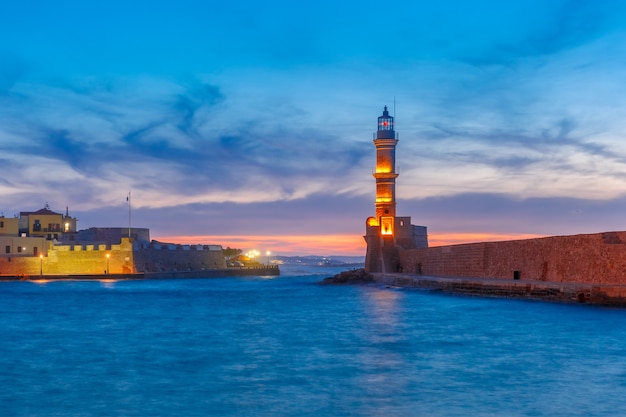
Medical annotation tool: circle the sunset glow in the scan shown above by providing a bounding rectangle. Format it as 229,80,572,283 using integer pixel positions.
156,234,367,256
2,1,626,256
155,231,548,257
428,233,547,248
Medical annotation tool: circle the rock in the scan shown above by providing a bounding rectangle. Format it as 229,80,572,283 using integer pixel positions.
321,268,374,284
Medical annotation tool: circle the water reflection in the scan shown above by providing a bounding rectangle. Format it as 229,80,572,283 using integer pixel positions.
355,287,414,414
99,279,118,289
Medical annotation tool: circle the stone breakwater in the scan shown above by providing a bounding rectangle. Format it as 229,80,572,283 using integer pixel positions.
320,268,374,284
323,269,626,306
0,265,280,281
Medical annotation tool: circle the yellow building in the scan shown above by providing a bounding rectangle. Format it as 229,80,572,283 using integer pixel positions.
19,204,77,240
1,210,54,257
0,217,19,236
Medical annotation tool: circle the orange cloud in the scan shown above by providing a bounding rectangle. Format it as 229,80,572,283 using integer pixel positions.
154,234,367,256
155,232,547,256
429,232,546,247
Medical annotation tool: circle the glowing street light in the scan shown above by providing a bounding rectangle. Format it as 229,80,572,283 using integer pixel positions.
39,254,43,277
266,251,271,265
106,253,110,274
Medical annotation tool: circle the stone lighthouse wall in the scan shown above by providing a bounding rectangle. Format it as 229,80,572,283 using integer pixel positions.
398,231,626,285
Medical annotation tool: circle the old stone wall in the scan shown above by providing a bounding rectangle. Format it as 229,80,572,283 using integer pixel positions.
0,239,133,275
132,244,226,272
0,239,226,276
398,231,626,285
73,227,150,244
0,256,43,276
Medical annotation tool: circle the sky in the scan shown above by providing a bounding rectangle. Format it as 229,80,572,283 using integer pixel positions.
2,0,626,255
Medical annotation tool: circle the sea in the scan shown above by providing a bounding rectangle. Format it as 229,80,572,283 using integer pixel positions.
2,265,626,417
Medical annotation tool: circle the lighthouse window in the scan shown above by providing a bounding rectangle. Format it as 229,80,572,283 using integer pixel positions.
378,119,393,130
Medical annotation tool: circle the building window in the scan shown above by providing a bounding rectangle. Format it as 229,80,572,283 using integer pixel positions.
381,217,394,235
17,246,22,253
0,221,4,228
5,246,9,254
33,220,41,232
34,247,38,256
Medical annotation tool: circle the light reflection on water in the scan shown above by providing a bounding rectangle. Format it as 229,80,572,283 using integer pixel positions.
1,269,626,416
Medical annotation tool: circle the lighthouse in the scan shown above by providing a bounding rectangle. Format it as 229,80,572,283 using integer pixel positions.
373,105,399,233
364,106,428,273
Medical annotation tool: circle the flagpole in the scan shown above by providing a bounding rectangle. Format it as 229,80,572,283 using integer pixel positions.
128,190,131,239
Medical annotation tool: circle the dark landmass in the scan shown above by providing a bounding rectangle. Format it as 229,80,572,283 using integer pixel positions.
321,268,374,284
276,255,364,267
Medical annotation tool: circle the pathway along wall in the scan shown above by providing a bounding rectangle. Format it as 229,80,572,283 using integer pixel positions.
398,231,626,285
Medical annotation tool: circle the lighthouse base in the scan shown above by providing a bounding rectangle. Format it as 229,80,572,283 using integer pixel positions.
364,216,428,273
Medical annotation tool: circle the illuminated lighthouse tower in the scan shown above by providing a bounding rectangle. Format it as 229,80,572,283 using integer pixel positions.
373,106,398,231
364,106,428,273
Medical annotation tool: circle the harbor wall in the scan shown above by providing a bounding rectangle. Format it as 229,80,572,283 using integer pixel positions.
0,239,136,275
0,238,228,276
132,242,226,272
0,265,280,281
398,231,626,285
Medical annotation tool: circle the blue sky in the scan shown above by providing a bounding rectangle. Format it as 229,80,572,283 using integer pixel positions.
2,0,626,255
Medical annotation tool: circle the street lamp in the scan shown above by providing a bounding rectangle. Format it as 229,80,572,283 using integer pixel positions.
39,254,43,277
266,251,271,265
106,253,110,274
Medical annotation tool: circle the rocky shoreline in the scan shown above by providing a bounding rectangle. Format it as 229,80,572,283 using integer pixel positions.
321,268,374,284
323,269,626,306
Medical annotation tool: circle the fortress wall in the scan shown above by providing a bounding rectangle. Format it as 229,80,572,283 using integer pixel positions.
132,245,226,273
47,239,134,275
0,239,134,275
0,256,42,276
399,231,626,285
73,227,150,244
0,238,227,276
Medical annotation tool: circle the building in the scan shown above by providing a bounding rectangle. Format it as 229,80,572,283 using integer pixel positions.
364,106,428,273
0,205,227,276
0,213,48,258
0,216,19,236
18,204,78,240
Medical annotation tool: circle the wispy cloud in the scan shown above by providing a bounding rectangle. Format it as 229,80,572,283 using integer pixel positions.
2,0,626,253
0,75,372,210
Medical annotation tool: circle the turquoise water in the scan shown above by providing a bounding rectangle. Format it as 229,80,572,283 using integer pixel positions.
2,265,626,416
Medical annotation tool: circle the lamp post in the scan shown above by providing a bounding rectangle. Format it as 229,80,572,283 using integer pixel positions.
106,253,110,275
266,251,271,265
39,254,43,277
